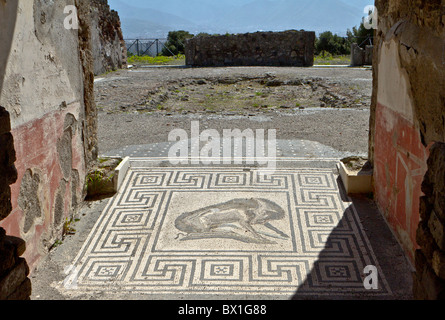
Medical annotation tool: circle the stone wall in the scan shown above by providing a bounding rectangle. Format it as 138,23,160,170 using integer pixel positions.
185,30,315,67
90,0,127,76
76,0,98,167
0,106,31,300
0,108,16,223
415,143,445,299
0,0,96,273
0,228,30,300
371,0,445,299
350,43,373,66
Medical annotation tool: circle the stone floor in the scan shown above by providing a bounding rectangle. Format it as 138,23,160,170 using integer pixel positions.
30,143,414,300
102,139,364,160
62,165,390,298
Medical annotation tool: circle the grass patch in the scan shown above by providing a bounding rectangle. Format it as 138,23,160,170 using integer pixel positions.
85,157,123,200
127,54,185,65
86,170,114,196
314,52,351,65
63,218,79,237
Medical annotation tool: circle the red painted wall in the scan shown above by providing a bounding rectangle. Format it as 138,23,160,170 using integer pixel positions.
373,102,429,263
0,106,85,270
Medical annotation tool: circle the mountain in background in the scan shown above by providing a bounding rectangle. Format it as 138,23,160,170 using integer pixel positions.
109,0,375,39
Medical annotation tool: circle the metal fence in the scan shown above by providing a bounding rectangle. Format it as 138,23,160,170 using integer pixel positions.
125,39,172,57
356,35,374,48
125,36,373,57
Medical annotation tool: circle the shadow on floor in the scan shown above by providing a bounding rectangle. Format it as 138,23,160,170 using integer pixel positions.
291,177,414,300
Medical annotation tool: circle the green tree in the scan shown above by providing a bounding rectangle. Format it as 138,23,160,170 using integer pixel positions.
161,30,194,56
346,21,375,48
315,31,350,55
195,32,211,38
315,17,375,56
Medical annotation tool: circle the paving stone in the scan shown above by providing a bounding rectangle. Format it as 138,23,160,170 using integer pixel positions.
102,139,364,160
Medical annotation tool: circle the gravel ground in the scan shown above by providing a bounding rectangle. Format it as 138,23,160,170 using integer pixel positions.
95,65,373,156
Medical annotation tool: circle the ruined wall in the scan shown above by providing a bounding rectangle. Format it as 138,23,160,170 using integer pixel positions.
0,0,96,272
0,107,31,300
416,143,445,299
371,0,445,299
90,0,127,76
76,0,98,167
350,43,373,66
185,30,315,67
0,0,31,300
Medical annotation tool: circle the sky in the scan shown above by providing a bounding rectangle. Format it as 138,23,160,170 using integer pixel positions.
108,0,376,38
112,0,374,9
110,0,375,13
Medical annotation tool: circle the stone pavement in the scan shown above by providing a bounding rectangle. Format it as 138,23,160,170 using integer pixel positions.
101,139,364,161
30,140,414,300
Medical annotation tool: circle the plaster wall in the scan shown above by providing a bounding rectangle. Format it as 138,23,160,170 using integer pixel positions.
0,0,91,271
372,0,445,298
373,37,428,262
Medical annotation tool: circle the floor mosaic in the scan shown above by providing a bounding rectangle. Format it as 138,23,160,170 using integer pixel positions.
59,166,391,298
